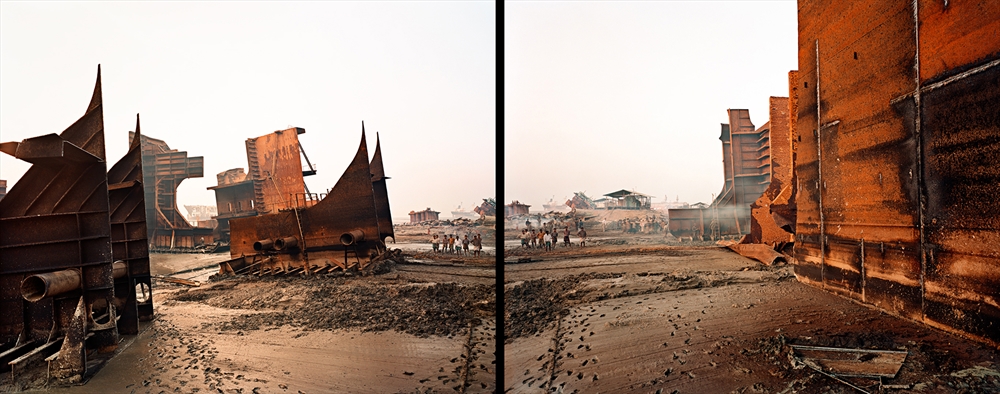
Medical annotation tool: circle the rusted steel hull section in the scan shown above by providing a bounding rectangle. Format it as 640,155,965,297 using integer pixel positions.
107,115,153,334
131,131,212,250
794,0,1000,347
0,67,151,379
245,127,314,215
746,95,795,247
370,133,394,243
229,124,390,272
671,108,777,240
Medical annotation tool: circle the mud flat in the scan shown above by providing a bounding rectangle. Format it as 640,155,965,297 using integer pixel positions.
504,241,1000,393
12,251,495,394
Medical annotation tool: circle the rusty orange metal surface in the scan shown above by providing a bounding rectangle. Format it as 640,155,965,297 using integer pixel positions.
794,0,1000,347
245,127,314,214
226,123,392,273
0,67,151,379
745,96,795,247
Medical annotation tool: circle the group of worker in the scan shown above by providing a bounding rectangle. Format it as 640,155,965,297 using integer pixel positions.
430,233,484,256
518,226,587,251
603,217,666,233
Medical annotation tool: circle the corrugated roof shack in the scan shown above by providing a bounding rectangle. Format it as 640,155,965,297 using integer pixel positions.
794,0,1000,347
505,201,531,217
409,208,440,224
604,190,652,210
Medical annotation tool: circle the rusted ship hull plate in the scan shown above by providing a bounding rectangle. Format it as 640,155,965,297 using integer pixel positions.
793,0,1000,347
230,124,388,271
0,67,142,378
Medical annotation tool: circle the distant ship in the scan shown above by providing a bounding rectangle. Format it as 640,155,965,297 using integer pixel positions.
543,196,570,212
451,203,480,219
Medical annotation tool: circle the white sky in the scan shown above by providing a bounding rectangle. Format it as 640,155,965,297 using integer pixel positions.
0,1,495,221
504,1,797,210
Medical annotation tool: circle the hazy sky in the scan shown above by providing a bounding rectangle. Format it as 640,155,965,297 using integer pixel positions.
505,1,797,211
0,1,495,221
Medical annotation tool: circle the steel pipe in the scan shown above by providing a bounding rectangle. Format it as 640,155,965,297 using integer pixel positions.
340,230,365,246
253,239,274,251
112,261,127,279
273,236,298,251
20,262,126,302
21,269,81,302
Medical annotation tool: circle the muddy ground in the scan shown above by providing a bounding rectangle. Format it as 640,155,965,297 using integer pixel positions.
503,236,1000,393
4,229,496,394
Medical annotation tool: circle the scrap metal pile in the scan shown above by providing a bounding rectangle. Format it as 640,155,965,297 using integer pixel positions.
0,67,153,382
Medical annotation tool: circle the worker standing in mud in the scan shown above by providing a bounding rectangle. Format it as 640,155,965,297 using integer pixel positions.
577,227,587,247
563,226,571,247
432,234,440,253
543,230,552,251
462,234,470,255
472,234,482,257
530,229,538,248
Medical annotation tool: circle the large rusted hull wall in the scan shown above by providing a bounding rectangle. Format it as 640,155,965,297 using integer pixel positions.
794,0,1000,346
131,132,212,249
229,126,388,270
0,67,149,379
245,127,315,214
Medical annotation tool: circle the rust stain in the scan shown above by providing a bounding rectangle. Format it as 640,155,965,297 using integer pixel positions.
794,0,1000,347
